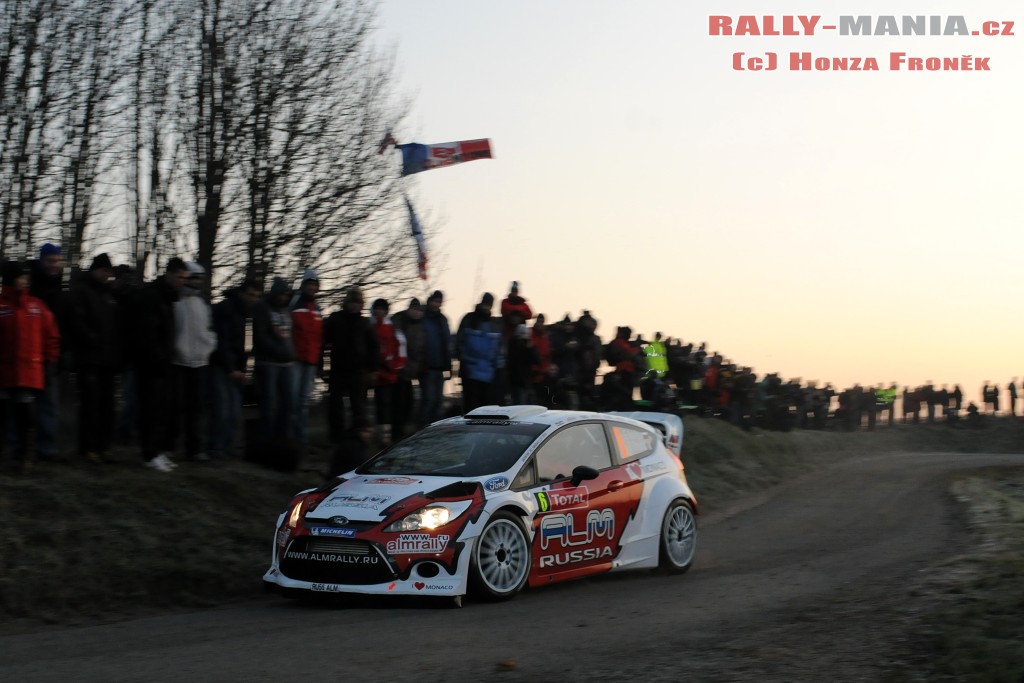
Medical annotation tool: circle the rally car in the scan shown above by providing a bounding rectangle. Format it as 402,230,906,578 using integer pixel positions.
264,405,699,604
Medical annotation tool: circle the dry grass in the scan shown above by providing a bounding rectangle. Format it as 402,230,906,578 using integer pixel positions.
891,468,1024,682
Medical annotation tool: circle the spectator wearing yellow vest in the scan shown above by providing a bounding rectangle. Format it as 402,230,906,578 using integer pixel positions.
643,332,668,379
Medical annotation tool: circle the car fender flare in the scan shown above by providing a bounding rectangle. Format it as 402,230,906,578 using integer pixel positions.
642,475,698,539
470,503,534,542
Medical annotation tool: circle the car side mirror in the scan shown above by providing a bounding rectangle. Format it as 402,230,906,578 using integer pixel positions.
570,465,599,487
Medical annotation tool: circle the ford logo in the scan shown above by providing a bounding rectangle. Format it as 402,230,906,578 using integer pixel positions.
484,476,509,492
330,516,349,526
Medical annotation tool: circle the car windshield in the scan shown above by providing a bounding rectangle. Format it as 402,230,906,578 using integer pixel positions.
359,422,547,477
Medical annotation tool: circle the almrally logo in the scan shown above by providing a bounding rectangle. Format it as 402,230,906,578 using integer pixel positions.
386,533,450,554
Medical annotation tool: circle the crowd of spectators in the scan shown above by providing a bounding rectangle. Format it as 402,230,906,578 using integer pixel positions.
0,247,1018,475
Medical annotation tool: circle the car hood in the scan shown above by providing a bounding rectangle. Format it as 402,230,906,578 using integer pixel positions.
306,474,456,523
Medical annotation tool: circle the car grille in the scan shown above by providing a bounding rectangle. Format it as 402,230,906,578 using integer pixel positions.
306,538,370,555
280,537,395,585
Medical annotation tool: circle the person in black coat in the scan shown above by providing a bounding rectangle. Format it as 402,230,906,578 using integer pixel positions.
132,258,187,471
323,286,379,440
68,253,121,463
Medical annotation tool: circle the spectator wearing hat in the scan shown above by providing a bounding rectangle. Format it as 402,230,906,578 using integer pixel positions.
391,298,424,441
0,260,60,474
133,257,188,472
370,298,406,444
208,279,261,459
455,293,502,412
169,262,217,461
67,253,121,463
28,242,66,462
252,277,298,453
290,269,323,452
323,286,379,441
418,290,451,428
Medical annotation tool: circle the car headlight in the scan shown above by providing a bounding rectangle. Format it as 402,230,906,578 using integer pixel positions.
287,491,329,529
384,501,473,532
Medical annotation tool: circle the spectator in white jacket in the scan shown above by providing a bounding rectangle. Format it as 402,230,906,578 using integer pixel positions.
171,262,217,461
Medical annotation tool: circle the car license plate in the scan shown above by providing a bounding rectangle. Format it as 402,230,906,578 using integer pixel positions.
311,583,342,593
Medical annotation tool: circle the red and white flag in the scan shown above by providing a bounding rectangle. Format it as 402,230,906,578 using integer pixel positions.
396,139,493,176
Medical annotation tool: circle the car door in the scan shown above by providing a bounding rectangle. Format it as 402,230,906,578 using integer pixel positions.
527,422,643,585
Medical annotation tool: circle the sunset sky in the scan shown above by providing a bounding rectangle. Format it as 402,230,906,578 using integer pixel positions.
376,0,1023,400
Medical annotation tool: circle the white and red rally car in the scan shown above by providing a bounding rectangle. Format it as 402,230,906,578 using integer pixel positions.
264,405,698,603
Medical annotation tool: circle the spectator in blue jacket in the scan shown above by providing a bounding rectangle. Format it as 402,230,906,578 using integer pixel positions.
208,280,260,459
455,293,502,412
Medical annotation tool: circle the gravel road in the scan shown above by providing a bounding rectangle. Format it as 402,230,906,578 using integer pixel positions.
2,451,1019,683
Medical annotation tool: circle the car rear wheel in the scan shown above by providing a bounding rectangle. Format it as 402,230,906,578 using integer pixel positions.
659,499,697,573
470,512,531,600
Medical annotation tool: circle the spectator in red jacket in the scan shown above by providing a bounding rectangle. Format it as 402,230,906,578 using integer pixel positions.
0,260,60,474
371,298,406,444
290,269,323,452
500,280,533,338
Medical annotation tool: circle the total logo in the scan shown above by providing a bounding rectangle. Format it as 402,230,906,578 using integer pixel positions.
536,487,588,512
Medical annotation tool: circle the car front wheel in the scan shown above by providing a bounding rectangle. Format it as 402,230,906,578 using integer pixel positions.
659,499,697,573
470,512,531,600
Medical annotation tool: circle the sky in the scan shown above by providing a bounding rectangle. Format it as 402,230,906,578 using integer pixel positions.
375,0,1024,399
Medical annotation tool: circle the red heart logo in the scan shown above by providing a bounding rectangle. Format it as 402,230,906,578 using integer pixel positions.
415,582,426,591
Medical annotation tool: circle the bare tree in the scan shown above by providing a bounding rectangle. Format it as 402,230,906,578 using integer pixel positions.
2,0,426,295
1,0,127,268
175,0,417,295
0,0,65,259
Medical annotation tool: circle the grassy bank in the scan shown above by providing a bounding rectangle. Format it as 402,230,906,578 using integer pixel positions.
892,467,1024,682
1,416,1022,628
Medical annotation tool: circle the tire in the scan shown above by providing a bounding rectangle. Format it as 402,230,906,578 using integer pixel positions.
659,499,697,573
470,512,531,601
